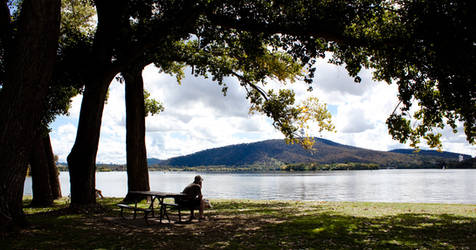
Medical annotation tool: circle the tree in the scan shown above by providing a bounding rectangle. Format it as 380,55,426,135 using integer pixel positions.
64,0,474,208
0,0,90,221
66,0,132,206
0,0,61,229
25,0,96,208
378,1,475,149
64,0,300,206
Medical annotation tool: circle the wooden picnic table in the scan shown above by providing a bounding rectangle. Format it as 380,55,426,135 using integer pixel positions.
128,190,186,223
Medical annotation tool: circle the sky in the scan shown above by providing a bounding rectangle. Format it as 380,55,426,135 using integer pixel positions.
49,60,475,164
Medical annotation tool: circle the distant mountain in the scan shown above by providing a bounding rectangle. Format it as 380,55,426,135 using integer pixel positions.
147,158,164,165
389,149,471,160
154,138,471,168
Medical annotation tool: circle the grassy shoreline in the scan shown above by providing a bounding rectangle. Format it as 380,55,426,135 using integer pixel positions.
2,197,475,249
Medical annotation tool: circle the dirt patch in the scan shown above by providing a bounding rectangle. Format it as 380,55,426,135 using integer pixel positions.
86,206,289,248
100,209,282,232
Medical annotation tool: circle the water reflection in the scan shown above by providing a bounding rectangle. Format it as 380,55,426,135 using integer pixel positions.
23,169,476,204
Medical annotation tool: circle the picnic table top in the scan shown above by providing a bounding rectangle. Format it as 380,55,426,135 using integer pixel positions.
129,190,186,198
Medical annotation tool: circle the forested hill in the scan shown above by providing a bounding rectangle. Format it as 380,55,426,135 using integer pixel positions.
389,149,471,160
155,138,471,168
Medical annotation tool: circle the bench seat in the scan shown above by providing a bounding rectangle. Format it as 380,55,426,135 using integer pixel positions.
117,203,152,223
163,202,199,222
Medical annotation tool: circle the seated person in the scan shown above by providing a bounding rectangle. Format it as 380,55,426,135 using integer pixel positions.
176,175,206,221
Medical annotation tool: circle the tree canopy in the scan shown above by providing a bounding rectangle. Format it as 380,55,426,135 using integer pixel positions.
3,0,475,149
334,0,476,149
113,0,474,148
56,1,471,149
201,0,475,149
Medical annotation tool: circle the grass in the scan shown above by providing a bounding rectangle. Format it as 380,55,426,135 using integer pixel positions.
1,197,475,249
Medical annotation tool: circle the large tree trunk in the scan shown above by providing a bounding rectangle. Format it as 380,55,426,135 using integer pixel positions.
30,135,54,207
66,0,127,207
67,76,112,206
29,133,62,207
124,66,150,193
0,0,60,230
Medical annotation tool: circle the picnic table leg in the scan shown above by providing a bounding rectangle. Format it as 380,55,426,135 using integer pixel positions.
144,210,150,224
159,198,164,223
157,199,172,223
150,196,157,217
133,203,138,219
163,205,171,223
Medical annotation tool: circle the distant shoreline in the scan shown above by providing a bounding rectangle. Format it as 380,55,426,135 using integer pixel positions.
56,163,476,173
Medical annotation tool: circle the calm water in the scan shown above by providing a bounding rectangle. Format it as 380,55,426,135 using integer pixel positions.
24,169,476,204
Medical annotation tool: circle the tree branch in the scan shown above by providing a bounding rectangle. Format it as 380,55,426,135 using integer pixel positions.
205,7,407,51
120,4,203,68
230,71,269,101
206,12,346,43
391,100,403,116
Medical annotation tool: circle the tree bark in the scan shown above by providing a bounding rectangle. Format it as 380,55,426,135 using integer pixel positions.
124,66,150,193
45,135,62,199
0,0,60,230
29,133,61,207
30,134,54,207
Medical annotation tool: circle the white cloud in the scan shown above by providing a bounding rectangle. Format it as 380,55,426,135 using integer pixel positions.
336,105,375,133
49,62,475,164
313,60,378,103
50,123,77,163
143,66,250,119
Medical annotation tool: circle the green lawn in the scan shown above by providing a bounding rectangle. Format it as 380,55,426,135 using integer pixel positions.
1,197,475,249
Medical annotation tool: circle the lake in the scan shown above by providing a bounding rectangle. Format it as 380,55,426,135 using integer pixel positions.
24,169,476,204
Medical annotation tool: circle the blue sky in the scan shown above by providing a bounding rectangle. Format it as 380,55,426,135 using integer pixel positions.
49,60,475,164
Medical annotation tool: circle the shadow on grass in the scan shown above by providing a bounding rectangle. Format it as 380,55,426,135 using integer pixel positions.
248,212,476,249
2,199,475,249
